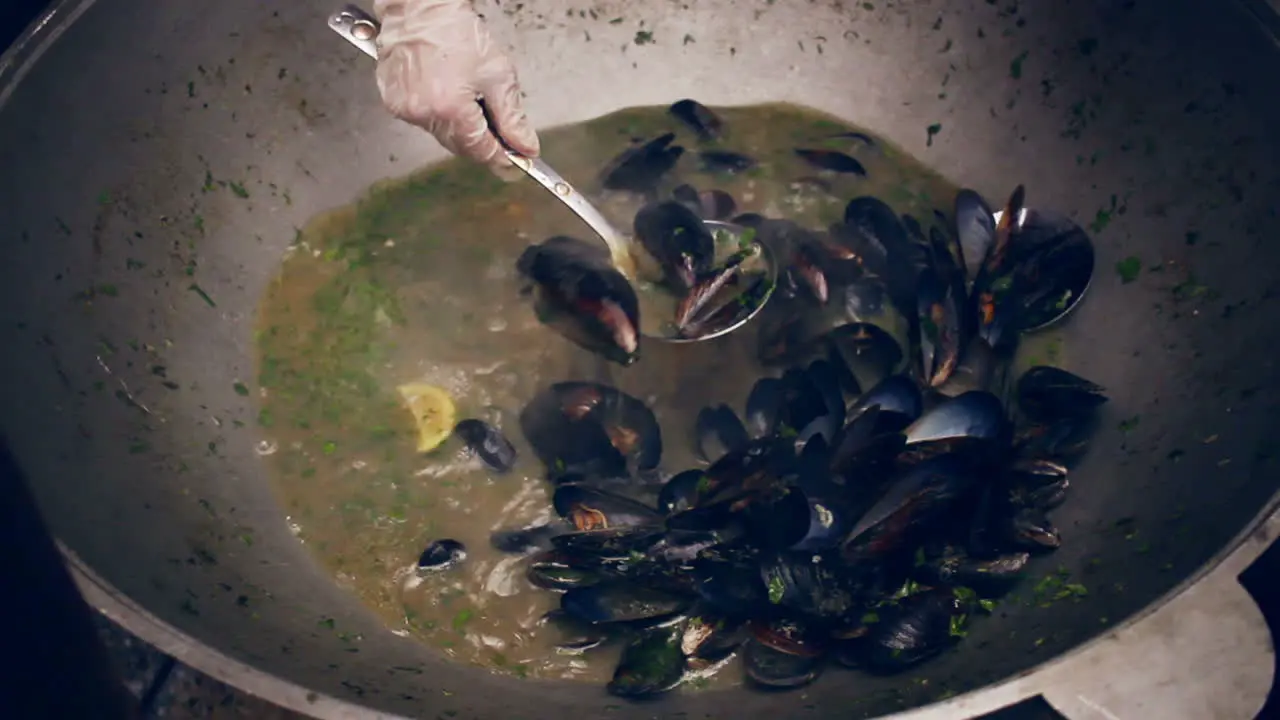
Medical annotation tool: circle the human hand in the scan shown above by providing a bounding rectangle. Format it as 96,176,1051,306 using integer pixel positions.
374,0,540,174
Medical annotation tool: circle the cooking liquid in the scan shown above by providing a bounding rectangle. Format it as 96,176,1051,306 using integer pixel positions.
255,103,1004,686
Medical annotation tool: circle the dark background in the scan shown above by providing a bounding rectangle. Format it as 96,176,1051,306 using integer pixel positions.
0,1,1276,718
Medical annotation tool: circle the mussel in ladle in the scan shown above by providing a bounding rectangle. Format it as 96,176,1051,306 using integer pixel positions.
634,201,716,293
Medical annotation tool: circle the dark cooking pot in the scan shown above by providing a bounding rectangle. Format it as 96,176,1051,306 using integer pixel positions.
1,0,1278,717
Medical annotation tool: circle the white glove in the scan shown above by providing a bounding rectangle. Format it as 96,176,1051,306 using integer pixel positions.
374,0,540,172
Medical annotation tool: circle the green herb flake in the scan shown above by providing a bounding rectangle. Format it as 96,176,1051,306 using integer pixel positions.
978,599,997,613
233,381,250,396
1118,415,1140,433
926,123,942,147
634,30,654,45
767,575,785,604
228,181,250,199
189,283,217,307
1009,51,1029,79
1115,256,1141,284
451,608,474,632
860,611,880,625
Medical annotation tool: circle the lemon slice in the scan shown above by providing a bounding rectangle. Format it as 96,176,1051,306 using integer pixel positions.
396,383,457,454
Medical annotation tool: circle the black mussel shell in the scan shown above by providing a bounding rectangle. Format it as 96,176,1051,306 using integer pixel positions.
519,391,625,480
550,526,667,560
649,528,740,564
562,582,692,625
600,133,684,193
806,359,847,431
1004,507,1062,551
697,436,794,507
699,189,738,221
1013,415,1099,462
794,148,867,176
553,484,664,532
490,522,565,554
790,242,830,305
527,551,604,591
901,214,927,243
517,236,641,366
682,612,748,660
658,469,706,515
743,637,824,689
699,150,757,175
633,200,716,292
828,322,905,393
757,552,864,618
453,419,517,472
754,488,853,552
969,186,1026,354
1005,459,1070,510
538,609,609,653
934,336,998,398
669,99,723,141
849,374,923,433
917,234,969,388
1016,366,1108,422
732,212,768,228
863,590,966,672
745,376,784,438
953,189,996,283
1009,209,1095,331
692,556,771,616
607,621,687,698
417,539,467,570
558,382,664,470
916,546,1029,595
695,404,751,463
842,455,979,561
672,183,702,215
903,391,1007,447
843,197,919,319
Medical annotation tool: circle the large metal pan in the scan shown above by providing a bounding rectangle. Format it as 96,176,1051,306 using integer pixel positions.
1,0,1278,717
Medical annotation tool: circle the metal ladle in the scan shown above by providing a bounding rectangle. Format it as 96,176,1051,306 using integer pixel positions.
328,5,778,342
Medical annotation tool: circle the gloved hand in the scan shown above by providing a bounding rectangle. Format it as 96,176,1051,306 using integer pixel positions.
374,0,540,173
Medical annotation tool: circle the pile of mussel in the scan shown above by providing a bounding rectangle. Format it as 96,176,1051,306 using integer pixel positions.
426,99,1110,698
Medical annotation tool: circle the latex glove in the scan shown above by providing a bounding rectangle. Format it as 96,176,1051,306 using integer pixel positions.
374,0,540,173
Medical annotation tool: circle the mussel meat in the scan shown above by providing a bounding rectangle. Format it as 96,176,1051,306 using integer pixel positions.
553,484,664,531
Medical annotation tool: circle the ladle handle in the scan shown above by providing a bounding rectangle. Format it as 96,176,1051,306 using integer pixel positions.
327,5,637,279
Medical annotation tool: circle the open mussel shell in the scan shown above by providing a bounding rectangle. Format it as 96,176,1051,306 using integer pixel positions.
695,404,751,463
842,455,980,561
552,484,664,531
829,324,907,401
743,618,827,689
661,220,780,344
862,590,966,673
607,621,688,699
681,612,748,660
520,381,663,475
754,488,854,552
561,582,692,625
417,539,467,571
658,469,706,515
997,207,1097,333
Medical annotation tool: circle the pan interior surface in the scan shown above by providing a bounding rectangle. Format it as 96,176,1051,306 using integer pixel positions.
1,0,1279,718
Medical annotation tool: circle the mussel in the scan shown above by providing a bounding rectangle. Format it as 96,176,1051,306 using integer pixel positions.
607,621,687,698
794,148,867,176
669,99,723,141
600,133,684,193
453,419,517,472
553,484,664,531
633,201,716,292
1016,366,1108,422
417,539,466,571
517,236,641,366
519,382,663,480
695,404,751,463
863,590,969,672
561,583,692,625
